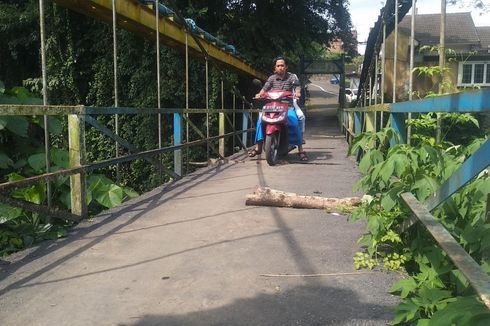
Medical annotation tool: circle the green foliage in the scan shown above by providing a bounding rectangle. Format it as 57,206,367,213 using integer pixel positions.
176,0,356,70
348,126,489,325
0,82,138,256
408,112,483,147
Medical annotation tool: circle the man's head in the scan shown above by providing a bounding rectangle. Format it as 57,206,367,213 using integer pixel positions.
273,56,288,77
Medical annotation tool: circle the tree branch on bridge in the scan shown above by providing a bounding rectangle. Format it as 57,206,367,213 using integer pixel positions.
245,186,361,210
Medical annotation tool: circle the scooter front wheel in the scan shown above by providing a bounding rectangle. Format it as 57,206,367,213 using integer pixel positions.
264,132,280,166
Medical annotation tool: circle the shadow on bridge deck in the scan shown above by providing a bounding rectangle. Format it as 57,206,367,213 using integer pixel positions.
0,77,401,325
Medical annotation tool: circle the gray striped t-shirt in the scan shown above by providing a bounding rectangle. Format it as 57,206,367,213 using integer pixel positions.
262,72,299,92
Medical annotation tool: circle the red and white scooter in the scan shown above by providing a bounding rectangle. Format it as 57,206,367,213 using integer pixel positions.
255,90,293,165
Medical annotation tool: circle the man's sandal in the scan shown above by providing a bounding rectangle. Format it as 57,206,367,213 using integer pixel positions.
248,148,261,157
298,151,308,161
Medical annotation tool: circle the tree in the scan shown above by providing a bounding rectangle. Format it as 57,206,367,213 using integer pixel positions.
173,0,355,71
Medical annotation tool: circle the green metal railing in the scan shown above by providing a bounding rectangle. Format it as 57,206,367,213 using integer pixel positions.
0,104,258,221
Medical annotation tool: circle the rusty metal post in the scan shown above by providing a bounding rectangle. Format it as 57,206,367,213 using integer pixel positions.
111,0,120,181
437,0,446,143
219,80,225,157
155,0,162,150
185,32,189,172
408,0,416,145
155,0,163,181
232,93,236,152
38,0,52,209
206,58,210,162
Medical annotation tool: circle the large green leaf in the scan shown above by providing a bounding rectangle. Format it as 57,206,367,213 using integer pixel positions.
12,159,27,169
0,204,23,224
389,278,418,298
393,298,419,324
123,187,139,200
7,172,25,182
48,117,63,134
28,153,47,171
428,296,490,326
5,116,29,137
359,149,383,174
412,176,439,201
417,286,452,303
34,116,63,134
95,184,123,208
13,184,46,204
0,152,13,169
379,159,395,183
391,153,410,177
381,189,397,212
51,148,70,168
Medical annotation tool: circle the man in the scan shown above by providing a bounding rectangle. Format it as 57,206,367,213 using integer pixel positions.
248,56,308,161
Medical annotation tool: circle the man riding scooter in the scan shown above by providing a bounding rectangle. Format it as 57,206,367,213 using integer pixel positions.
248,56,308,162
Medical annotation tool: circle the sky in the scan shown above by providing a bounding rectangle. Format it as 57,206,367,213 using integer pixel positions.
348,0,490,54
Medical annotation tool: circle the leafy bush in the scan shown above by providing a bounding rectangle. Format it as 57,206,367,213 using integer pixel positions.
348,127,490,325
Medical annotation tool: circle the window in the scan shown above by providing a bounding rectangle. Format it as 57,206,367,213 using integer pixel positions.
458,61,490,86
462,64,472,83
474,64,484,83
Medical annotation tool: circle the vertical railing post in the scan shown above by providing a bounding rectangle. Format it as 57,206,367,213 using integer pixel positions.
436,0,446,143
39,0,52,209
242,101,248,148
393,0,398,104
205,59,209,162
232,93,236,152
484,193,490,261
348,112,354,143
354,111,362,136
155,0,163,181
390,113,406,145
68,114,87,219
408,0,417,145
111,0,120,182
173,111,182,176
366,111,376,133
219,80,225,157
380,20,386,128
185,33,189,172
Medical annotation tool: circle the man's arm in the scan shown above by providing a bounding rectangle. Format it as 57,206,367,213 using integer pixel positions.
291,73,301,99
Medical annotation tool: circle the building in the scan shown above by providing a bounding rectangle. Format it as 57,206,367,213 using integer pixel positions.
383,12,490,101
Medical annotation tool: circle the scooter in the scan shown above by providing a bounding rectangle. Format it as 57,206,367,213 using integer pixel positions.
254,90,293,166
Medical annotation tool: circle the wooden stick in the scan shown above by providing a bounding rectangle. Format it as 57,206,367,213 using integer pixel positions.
259,272,376,277
245,186,361,209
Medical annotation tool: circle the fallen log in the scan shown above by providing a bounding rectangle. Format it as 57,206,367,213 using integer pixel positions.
245,186,361,209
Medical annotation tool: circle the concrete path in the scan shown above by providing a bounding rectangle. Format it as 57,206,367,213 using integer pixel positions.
0,77,400,326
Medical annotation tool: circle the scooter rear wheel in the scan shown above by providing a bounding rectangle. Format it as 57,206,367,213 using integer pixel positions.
265,132,280,166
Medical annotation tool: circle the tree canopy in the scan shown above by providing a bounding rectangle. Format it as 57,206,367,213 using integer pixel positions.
173,0,356,71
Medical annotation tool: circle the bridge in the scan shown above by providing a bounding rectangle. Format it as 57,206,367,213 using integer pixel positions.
0,0,489,325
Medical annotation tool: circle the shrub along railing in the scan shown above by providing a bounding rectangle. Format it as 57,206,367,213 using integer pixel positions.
0,103,258,221
340,88,490,309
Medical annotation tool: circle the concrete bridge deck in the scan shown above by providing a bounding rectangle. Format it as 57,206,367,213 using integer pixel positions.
0,78,400,326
